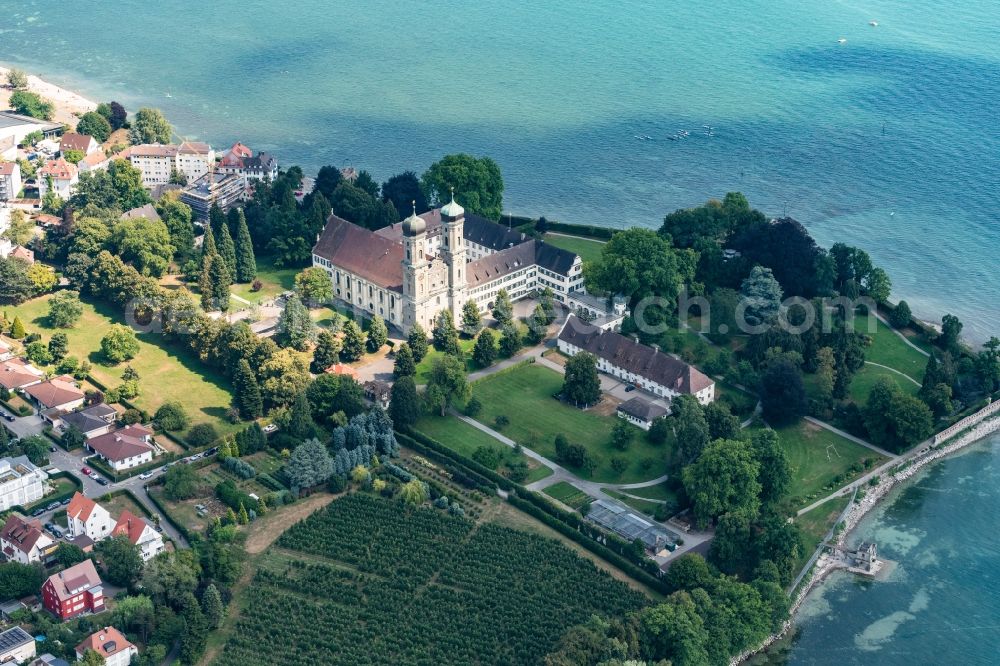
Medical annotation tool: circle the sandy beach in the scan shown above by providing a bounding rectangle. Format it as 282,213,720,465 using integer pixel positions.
0,65,97,126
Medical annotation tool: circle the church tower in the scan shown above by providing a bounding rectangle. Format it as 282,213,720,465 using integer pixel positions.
439,189,468,318
401,203,432,333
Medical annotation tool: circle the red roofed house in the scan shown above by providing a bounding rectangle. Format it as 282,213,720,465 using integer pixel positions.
78,149,110,173
111,510,164,561
41,558,104,620
86,425,156,471
325,363,359,380
59,132,99,157
0,358,44,391
0,338,14,362
8,244,34,264
65,492,114,542
0,514,54,564
76,626,137,666
37,157,79,199
24,375,85,413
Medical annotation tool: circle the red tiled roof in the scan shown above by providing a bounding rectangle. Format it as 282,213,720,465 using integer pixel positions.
111,510,150,545
45,559,102,602
76,626,134,660
24,376,83,409
312,214,404,292
128,144,177,158
0,514,48,554
88,425,154,462
0,358,42,390
10,246,34,263
67,492,100,523
39,157,77,181
325,363,359,379
178,141,211,155
0,162,17,176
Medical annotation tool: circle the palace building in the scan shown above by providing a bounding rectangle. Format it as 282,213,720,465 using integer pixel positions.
312,194,616,336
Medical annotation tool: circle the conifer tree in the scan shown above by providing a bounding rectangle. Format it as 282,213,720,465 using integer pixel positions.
389,375,420,429
311,330,341,373
9,316,26,339
492,288,514,326
275,295,314,351
216,219,237,282
205,254,231,311
233,359,263,419
287,390,318,440
341,320,366,362
209,204,227,237
461,300,482,337
393,343,416,378
366,315,388,353
237,503,249,524
201,583,224,629
232,208,257,282
200,225,217,268
473,328,498,367
408,323,429,362
432,310,461,356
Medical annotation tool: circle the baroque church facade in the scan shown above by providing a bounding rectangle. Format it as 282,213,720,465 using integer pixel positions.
311,193,604,336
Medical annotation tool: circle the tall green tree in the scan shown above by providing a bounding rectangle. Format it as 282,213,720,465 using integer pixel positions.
311,330,341,373
461,299,482,336
47,289,84,328
498,323,522,357
389,375,421,428
216,219,237,282
111,217,174,277
393,342,416,378
421,153,505,221
407,323,429,362
287,390,319,440
683,438,762,528
472,329,498,367
491,288,514,326
128,107,172,144
100,324,139,363
76,111,112,142
740,265,784,328
294,267,333,306
340,320,366,362
231,209,257,282
233,359,263,419
381,171,428,216
432,310,461,356
366,315,388,353
562,352,601,406
201,584,224,629
108,159,152,211
275,295,314,351
9,90,53,120
156,192,195,262
96,534,144,587
424,354,470,416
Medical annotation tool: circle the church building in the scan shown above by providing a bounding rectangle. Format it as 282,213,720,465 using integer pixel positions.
311,193,604,336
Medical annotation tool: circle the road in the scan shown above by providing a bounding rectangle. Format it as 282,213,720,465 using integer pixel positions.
3,412,188,547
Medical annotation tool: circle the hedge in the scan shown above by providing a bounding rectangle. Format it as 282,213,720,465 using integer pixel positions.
507,493,668,594
397,430,508,491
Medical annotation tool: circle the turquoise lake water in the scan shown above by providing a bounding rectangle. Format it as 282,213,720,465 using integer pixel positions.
1,0,997,341
2,2,999,660
769,432,1000,665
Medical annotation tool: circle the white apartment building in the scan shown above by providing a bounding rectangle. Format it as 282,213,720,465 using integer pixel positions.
0,456,47,511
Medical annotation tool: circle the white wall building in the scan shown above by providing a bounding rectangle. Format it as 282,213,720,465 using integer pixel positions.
0,514,54,564
37,157,78,199
0,111,61,148
0,161,22,201
66,492,115,542
122,144,178,186
112,510,164,561
176,141,215,182
0,456,47,512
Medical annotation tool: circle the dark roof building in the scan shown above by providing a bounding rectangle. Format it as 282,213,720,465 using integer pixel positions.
313,214,404,292
617,396,669,427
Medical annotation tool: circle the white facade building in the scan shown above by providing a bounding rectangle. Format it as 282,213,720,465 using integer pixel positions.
66,492,115,542
0,161,22,201
37,157,78,199
0,457,47,512
176,141,215,183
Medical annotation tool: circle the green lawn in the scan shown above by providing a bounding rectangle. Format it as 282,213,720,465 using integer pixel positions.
544,481,592,510
601,489,664,517
855,314,927,382
542,234,605,264
7,293,238,436
794,495,852,575
469,364,669,483
230,255,300,305
412,415,553,484
414,337,477,384
769,420,886,507
620,482,677,504
848,363,921,405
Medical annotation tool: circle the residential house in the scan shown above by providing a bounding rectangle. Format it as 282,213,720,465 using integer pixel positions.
75,627,137,666
1,244,35,264
0,626,36,664
0,514,55,565
77,150,110,174
180,171,245,220
176,141,215,182
0,161,22,201
41,559,105,620
37,158,79,199
122,144,178,187
557,315,716,405
616,396,669,431
111,510,164,561
59,132,99,157
324,363,358,381
33,213,62,227
0,358,44,391
86,425,156,471
65,492,114,542
57,403,117,438
25,375,85,414
28,654,70,666
0,111,62,147
122,203,161,222
0,339,13,362
0,136,15,161
0,456,48,512
218,141,277,181
363,380,392,410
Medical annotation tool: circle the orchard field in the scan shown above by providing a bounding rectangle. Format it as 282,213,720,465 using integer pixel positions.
213,493,647,666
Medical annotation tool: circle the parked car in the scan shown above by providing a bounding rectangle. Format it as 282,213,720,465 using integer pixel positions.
138,471,154,480
2,413,13,422
60,498,71,506
44,522,55,531
88,472,100,481
51,527,63,538
46,502,60,511
625,384,637,392
49,446,56,453
263,424,278,434
31,508,45,517
205,447,219,456
95,478,109,486
80,466,91,475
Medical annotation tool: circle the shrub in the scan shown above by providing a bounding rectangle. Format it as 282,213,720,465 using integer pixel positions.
188,423,219,447
465,396,483,417
154,402,189,431
494,415,509,429
222,456,257,479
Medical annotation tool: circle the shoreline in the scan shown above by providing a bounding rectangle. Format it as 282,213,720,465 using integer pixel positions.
0,65,98,126
732,413,1000,665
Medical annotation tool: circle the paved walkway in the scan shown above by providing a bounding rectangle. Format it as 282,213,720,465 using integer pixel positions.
876,312,931,358
803,415,898,459
864,360,921,386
